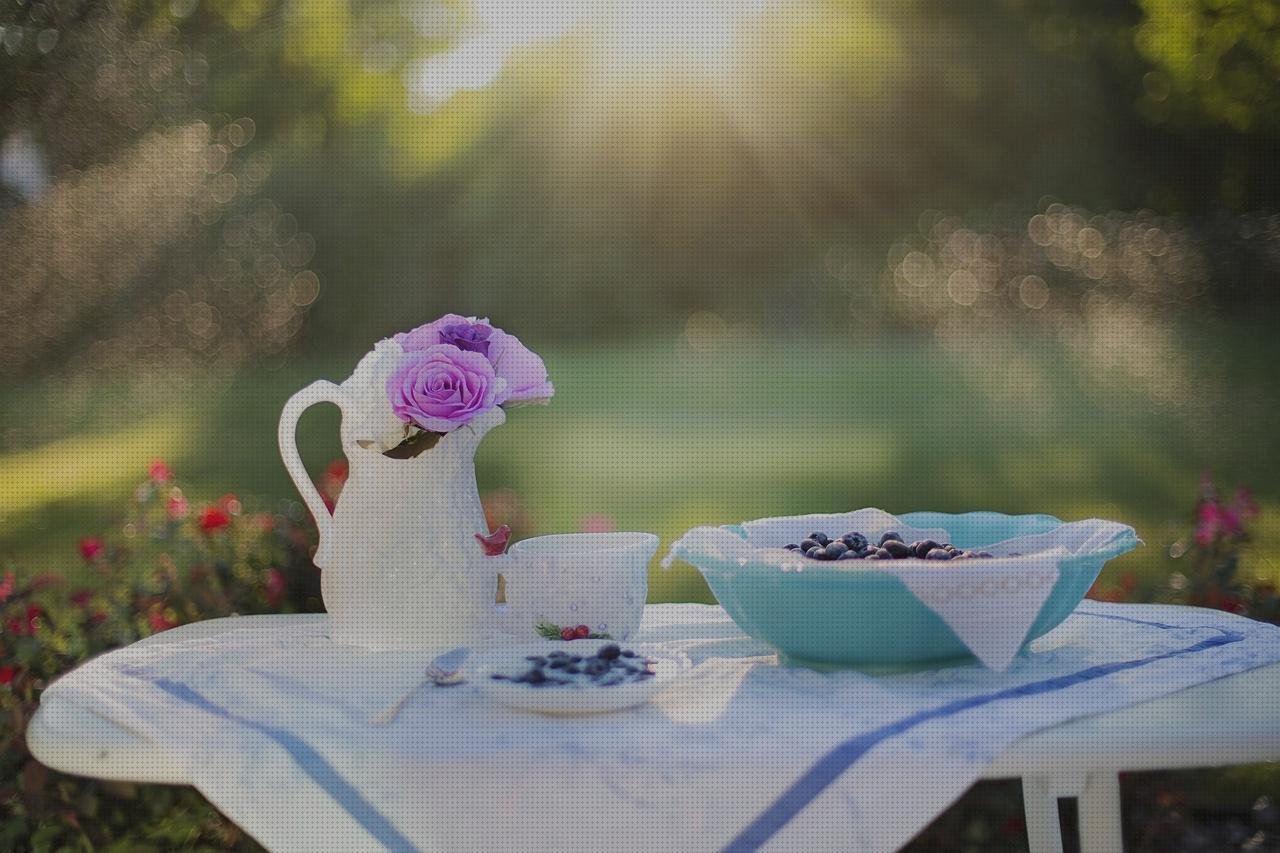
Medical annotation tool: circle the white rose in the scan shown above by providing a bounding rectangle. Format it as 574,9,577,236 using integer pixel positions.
341,338,409,451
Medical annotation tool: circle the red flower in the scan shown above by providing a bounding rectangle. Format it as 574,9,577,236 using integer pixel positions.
264,569,286,607
325,459,349,484
167,495,190,519
79,537,104,561
31,572,64,591
0,666,17,686
8,605,43,636
149,459,172,483
0,572,14,603
475,525,512,556
147,607,178,633
69,590,93,608
198,506,231,533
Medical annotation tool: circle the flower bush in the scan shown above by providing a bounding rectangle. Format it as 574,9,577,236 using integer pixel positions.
1,464,322,852
1089,474,1278,626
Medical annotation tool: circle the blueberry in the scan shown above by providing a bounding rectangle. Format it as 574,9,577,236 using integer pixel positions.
598,644,621,660
841,532,868,551
837,550,860,560
490,673,507,680
525,669,546,684
925,548,952,560
875,548,892,558
809,547,829,560
621,650,636,658
800,538,821,552
825,541,849,558
912,539,939,558
548,659,568,668
525,655,546,665
977,552,994,559
864,552,884,560
879,531,902,545
783,543,800,551
882,539,912,558
584,659,609,677
808,532,831,545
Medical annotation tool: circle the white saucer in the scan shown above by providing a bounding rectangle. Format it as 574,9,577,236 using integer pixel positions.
472,640,690,714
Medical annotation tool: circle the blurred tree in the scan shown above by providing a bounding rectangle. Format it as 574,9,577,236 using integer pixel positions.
1011,0,1280,212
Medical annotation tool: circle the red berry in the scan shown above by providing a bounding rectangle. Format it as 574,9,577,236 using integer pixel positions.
560,626,575,641
574,624,590,639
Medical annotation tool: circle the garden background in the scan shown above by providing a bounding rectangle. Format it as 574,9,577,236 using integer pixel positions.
3,0,1280,850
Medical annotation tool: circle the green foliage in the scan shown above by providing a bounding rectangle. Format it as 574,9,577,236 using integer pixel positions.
1136,0,1280,132
0,467,323,853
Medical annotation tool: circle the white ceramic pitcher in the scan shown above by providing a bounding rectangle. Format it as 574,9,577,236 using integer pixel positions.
279,380,505,650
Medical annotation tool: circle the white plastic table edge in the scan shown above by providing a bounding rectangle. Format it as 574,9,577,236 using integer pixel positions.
26,613,1280,852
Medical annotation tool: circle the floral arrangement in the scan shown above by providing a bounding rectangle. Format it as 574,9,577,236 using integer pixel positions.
345,315,553,457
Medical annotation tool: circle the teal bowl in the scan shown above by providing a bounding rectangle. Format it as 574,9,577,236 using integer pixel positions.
666,511,1140,670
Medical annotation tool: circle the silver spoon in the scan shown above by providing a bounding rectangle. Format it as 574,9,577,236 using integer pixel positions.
369,664,465,725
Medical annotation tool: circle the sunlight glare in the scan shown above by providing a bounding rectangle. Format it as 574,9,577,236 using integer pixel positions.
404,0,773,111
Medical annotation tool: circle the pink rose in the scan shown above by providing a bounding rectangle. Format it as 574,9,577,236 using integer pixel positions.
386,344,502,433
396,315,553,405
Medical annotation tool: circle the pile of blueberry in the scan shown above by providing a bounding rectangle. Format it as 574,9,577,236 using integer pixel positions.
783,531,994,562
492,644,655,688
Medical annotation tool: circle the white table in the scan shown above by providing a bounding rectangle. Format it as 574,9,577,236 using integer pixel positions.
28,614,1280,852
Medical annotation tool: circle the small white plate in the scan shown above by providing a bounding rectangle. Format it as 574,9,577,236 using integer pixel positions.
472,641,690,715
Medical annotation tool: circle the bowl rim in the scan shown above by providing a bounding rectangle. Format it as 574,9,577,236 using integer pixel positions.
673,510,1140,578
510,531,660,556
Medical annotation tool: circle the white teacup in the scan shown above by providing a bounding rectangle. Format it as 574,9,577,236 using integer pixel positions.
497,532,658,641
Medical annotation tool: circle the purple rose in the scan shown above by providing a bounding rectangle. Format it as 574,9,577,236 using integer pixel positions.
396,314,554,405
386,345,503,433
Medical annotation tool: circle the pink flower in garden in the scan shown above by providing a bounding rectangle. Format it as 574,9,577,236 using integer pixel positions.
579,513,617,533
0,573,13,603
1234,486,1260,518
149,459,172,483
167,494,189,519
396,315,554,405
1194,501,1222,547
264,569,286,607
198,505,231,533
79,537,104,561
386,344,503,433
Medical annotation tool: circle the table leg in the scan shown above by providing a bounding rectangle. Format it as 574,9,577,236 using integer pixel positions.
1078,771,1124,852
1022,776,1065,853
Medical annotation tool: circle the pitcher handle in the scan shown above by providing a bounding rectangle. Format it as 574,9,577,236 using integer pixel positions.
278,380,348,540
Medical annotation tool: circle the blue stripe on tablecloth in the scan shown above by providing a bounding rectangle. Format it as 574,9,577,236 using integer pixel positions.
152,678,417,853
724,624,1245,852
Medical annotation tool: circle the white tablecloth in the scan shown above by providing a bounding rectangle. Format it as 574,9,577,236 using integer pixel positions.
43,602,1280,852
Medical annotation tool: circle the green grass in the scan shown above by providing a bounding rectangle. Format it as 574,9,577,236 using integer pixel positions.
3,329,1278,602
